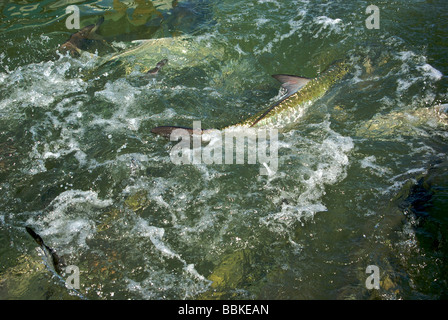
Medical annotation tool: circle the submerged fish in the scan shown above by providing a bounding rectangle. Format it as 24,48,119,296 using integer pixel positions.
84,35,225,79
355,103,448,139
151,59,351,137
59,16,105,57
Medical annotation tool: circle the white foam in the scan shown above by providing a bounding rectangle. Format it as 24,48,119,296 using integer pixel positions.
397,51,417,62
23,119,89,175
257,0,280,5
360,155,392,177
315,16,343,27
234,44,246,55
437,103,448,114
382,167,427,195
94,78,141,106
125,264,210,299
394,51,443,95
255,17,270,26
130,217,210,296
260,121,354,229
0,72,7,85
111,41,129,50
147,108,178,120
253,8,308,54
313,16,344,38
126,118,140,131
0,60,87,114
397,78,415,93
418,63,443,81
26,190,113,251
135,221,179,259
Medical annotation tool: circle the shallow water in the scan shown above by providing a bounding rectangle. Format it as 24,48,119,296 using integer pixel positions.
1,0,448,300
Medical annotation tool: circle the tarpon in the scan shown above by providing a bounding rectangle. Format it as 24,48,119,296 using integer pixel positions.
355,103,448,139
82,35,225,80
151,59,351,137
59,16,105,57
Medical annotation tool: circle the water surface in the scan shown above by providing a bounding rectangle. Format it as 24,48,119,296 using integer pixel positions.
1,0,448,299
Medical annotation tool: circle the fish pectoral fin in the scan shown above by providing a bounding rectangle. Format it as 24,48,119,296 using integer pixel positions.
271,74,311,98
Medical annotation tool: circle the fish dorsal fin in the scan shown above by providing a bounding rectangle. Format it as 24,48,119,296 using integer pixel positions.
248,74,311,128
272,74,311,98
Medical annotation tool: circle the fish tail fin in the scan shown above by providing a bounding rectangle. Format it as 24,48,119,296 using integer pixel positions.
147,59,168,75
26,226,64,275
25,226,45,247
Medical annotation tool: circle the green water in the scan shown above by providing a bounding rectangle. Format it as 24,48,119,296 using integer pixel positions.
1,0,448,300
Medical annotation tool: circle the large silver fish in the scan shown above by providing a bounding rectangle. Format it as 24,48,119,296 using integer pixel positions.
82,35,225,80
151,59,351,137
